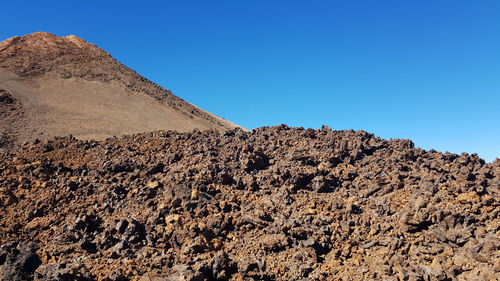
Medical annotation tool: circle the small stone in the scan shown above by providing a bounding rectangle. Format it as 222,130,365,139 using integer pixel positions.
481,271,497,281
475,226,486,238
261,234,289,252
414,197,427,209
113,240,128,252
165,214,180,235
303,238,316,247
473,253,489,263
493,258,500,272
147,181,160,189
191,189,199,200
456,191,480,203
116,219,129,234
361,240,378,249
311,176,329,192
165,214,180,224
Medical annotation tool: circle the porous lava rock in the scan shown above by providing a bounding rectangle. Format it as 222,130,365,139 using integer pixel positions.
0,125,499,280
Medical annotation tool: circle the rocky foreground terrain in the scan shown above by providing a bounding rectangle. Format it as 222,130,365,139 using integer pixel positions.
0,125,499,280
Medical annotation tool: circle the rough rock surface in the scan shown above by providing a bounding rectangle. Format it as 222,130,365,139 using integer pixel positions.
0,125,499,280
0,88,24,147
0,242,41,281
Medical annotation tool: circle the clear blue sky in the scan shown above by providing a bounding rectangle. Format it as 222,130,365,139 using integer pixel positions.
2,1,499,161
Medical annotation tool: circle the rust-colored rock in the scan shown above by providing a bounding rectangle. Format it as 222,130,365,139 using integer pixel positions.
0,125,499,280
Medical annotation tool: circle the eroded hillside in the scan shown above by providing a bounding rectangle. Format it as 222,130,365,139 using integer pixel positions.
0,32,239,147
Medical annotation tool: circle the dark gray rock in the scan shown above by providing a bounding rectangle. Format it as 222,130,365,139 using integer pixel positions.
0,242,41,281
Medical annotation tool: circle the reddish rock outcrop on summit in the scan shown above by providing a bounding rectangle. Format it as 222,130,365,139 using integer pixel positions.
0,126,499,280
0,32,175,103
0,32,239,147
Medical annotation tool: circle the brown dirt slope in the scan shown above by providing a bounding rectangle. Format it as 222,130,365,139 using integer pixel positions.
0,32,239,146
0,126,499,280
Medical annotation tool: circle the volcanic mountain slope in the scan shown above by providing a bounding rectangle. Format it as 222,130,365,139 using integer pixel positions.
0,32,239,147
0,126,499,280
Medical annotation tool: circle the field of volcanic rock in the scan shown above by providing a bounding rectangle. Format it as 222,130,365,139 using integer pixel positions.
1,125,499,280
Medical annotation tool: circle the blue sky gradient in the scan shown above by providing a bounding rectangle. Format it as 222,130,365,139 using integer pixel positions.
2,1,499,161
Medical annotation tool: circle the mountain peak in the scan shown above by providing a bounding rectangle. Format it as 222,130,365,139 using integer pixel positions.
23,31,58,39
64,34,88,47
0,32,109,78
0,31,183,103
0,32,95,52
